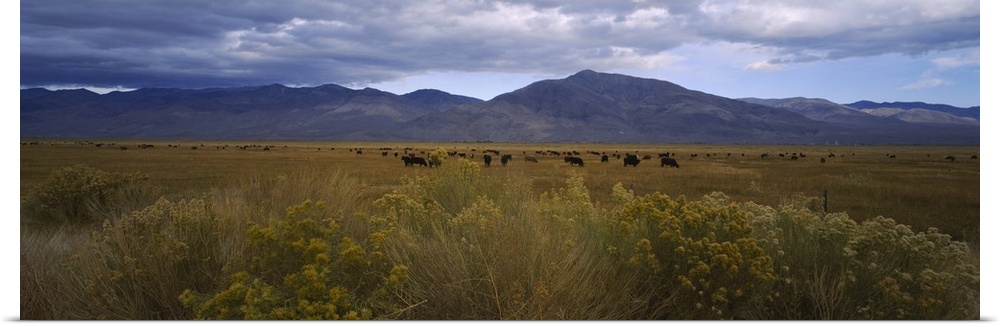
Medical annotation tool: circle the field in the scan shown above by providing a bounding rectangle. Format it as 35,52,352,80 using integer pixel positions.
21,139,980,240
20,138,980,320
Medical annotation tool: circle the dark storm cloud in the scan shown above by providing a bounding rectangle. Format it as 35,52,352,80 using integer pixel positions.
20,0,980,90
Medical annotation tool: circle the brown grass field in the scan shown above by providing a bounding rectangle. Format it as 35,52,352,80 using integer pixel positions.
19,138,982,320
20,138,980,242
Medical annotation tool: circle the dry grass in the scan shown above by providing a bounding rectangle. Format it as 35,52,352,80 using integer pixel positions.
18,139,979,320
21,139,980,240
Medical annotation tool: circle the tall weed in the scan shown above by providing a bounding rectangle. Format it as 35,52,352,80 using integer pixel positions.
370,159,641,319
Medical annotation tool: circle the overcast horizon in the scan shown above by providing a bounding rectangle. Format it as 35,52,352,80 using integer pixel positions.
20,1,982,107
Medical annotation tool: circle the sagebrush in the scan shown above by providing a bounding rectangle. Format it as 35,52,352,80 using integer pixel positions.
20,162,979,319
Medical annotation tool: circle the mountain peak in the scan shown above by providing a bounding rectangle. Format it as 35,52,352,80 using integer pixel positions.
402,89,484,107
570,69,599,77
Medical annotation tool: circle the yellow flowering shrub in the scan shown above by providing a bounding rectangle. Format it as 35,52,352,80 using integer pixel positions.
22,165,154,224
79,196,222,319
744,200,979,319
605,191,775,319
850,217,978,319
180,200,408,320
427,147,449,167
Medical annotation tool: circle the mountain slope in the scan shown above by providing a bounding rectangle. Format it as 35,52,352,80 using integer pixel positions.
401,70,846,143
20,70,979,144
21,85,439,139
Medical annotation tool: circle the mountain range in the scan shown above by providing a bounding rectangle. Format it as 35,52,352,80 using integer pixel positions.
20,70,979,144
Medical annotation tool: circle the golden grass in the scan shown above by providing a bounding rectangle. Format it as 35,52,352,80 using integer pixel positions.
20,139,980,240
19,139,980,320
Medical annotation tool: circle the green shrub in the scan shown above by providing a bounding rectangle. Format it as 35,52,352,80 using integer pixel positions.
180,200,408,320
21,165,155,224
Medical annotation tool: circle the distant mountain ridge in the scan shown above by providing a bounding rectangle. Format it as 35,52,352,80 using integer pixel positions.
845,100,980,119
20,70,979,144
739,97,979,126
857,107,979,125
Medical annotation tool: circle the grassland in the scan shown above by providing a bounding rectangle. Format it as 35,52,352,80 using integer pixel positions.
20,139,980,240
20,138,980,320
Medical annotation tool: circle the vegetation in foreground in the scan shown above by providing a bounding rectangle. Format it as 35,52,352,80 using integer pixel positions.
20,157,979,320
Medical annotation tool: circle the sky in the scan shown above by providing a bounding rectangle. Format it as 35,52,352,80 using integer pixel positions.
18,0,982,107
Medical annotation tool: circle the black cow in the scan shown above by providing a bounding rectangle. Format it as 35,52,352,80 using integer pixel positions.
660,157,680,168
501,154,512,166
623,154,641,167
411,157,428,167
483,154,492,167
601,155,609,163
402,156,428,167
564,156,584,167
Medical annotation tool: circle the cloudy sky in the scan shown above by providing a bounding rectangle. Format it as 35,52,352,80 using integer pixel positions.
19,0,982,107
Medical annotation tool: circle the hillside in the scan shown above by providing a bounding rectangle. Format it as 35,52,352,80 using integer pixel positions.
20,70,979,144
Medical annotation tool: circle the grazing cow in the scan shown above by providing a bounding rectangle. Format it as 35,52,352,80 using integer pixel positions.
483,154,492,167
642,155,652,160
525,155,538,163
401,156,427,167
623,154,641,167
820,158,826,164
946,155,956,162
660,157,680,168
501,154,512,166
564,156,584,167
601,155,609,163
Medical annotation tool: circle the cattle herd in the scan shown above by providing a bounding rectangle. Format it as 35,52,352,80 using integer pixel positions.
378,148,852,169
22,141,979,170
392,147,685,169
369,148,977,169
